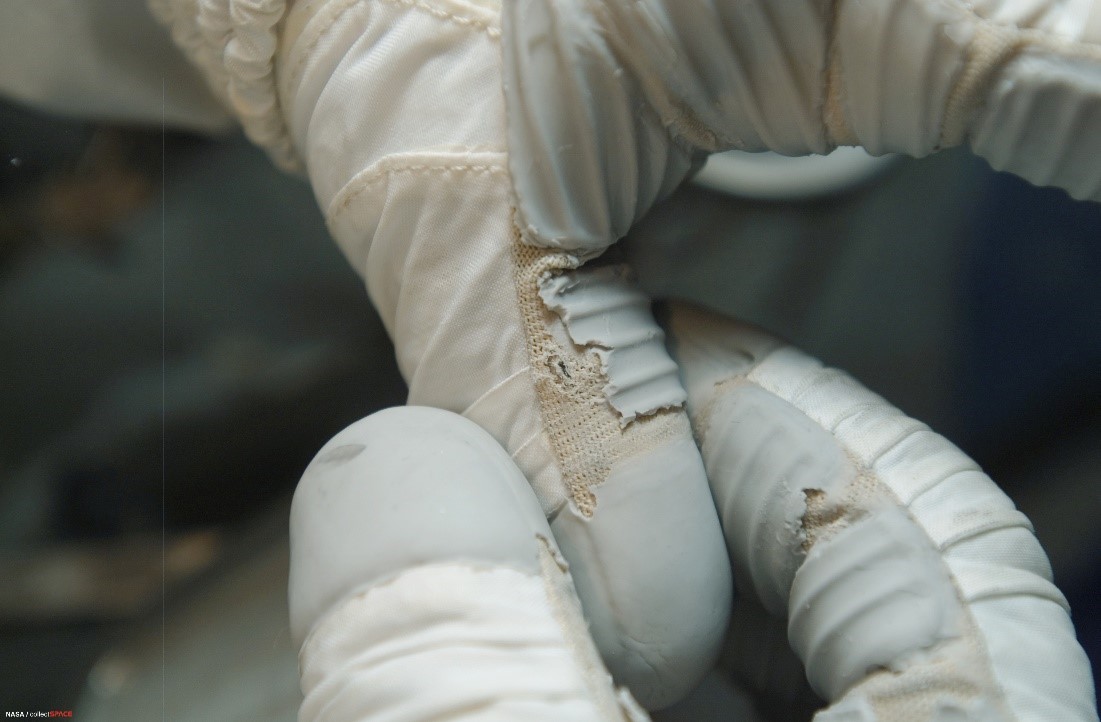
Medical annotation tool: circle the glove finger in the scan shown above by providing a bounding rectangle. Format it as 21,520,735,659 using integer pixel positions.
269,0,731,708
290,406,650,721
959,0,1101,202
823,0,1101,202
665,303,1097,721
503,0,1101,254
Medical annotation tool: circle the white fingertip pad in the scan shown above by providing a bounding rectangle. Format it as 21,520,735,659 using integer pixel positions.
549,437,732,710
970,49,1101,202
288,406,554,646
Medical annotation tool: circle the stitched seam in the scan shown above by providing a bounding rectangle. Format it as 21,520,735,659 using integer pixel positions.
386,0,500,37
327,155,508,220
936,512,1033,551
822,0,856,146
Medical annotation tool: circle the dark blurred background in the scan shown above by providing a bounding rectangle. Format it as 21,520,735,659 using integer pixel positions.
0,96,1097,719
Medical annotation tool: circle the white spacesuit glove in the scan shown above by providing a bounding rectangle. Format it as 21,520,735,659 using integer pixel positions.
290,313,1096,721
146,0,1101,709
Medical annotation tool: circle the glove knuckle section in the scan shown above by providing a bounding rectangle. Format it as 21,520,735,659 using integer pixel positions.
833,0,1101,200
831,0,974,156
502,0,695,252
965,0,1101,202
968,47,1101,202
669,306,1096,721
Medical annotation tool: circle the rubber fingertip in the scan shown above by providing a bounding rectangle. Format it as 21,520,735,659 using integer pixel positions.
550,436,733,709
289,406,553,646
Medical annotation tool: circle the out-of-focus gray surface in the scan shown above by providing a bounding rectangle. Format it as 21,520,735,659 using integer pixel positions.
0,104,404,714
77,509,300,722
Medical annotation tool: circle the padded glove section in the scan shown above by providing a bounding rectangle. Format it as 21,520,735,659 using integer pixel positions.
969,48,1101,201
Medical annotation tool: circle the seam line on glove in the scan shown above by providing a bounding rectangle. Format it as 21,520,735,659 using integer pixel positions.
507,428,543,461
823,0,857,146
326,152,508,220
379,0,501,37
